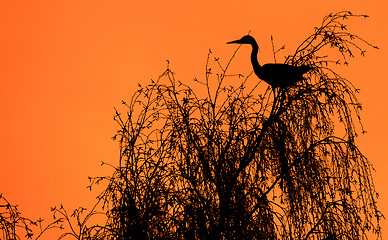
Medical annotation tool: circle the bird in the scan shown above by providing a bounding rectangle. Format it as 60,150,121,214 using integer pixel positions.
227,35,311,89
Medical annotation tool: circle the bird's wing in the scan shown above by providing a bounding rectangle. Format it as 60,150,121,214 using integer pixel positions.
263,64,309,77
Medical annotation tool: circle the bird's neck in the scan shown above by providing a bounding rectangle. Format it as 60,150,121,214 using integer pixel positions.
250,42,261,73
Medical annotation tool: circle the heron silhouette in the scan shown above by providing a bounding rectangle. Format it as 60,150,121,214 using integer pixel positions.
227,35,311,89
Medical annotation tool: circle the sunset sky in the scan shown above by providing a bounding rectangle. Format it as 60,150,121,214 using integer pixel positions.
1,0,387,237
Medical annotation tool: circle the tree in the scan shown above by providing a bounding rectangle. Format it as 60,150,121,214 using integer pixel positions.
1,11,381,240
4,11,371,240
86,11,383,240
0,194,62,239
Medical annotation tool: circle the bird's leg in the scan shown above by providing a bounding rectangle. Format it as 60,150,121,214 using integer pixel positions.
273,88,288,114
272,87,282,112
272,87,277,104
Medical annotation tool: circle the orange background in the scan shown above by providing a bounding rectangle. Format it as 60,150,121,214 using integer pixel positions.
1,0,387,237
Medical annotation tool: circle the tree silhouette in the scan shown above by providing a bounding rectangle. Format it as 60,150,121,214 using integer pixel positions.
87,11,382,239
0,11,383,240
0,194,62,239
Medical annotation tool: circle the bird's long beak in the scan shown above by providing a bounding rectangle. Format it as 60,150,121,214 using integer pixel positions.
227,39,243,44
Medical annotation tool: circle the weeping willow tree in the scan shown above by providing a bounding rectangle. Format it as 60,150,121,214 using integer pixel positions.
84,11,382,240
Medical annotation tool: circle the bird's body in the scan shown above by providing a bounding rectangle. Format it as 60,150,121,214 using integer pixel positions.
227,35,311,89
255,63,311,88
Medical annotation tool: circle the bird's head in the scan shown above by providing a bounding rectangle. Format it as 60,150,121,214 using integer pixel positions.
227,35,256,45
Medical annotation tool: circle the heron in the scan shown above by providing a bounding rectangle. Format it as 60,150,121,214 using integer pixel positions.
227,35,311,89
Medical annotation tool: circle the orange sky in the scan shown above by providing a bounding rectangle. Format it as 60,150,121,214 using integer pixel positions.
1,0,387,238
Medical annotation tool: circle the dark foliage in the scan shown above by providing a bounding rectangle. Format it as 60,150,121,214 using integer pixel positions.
1,11,382,240
89,11,382,240
0,194,62,239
